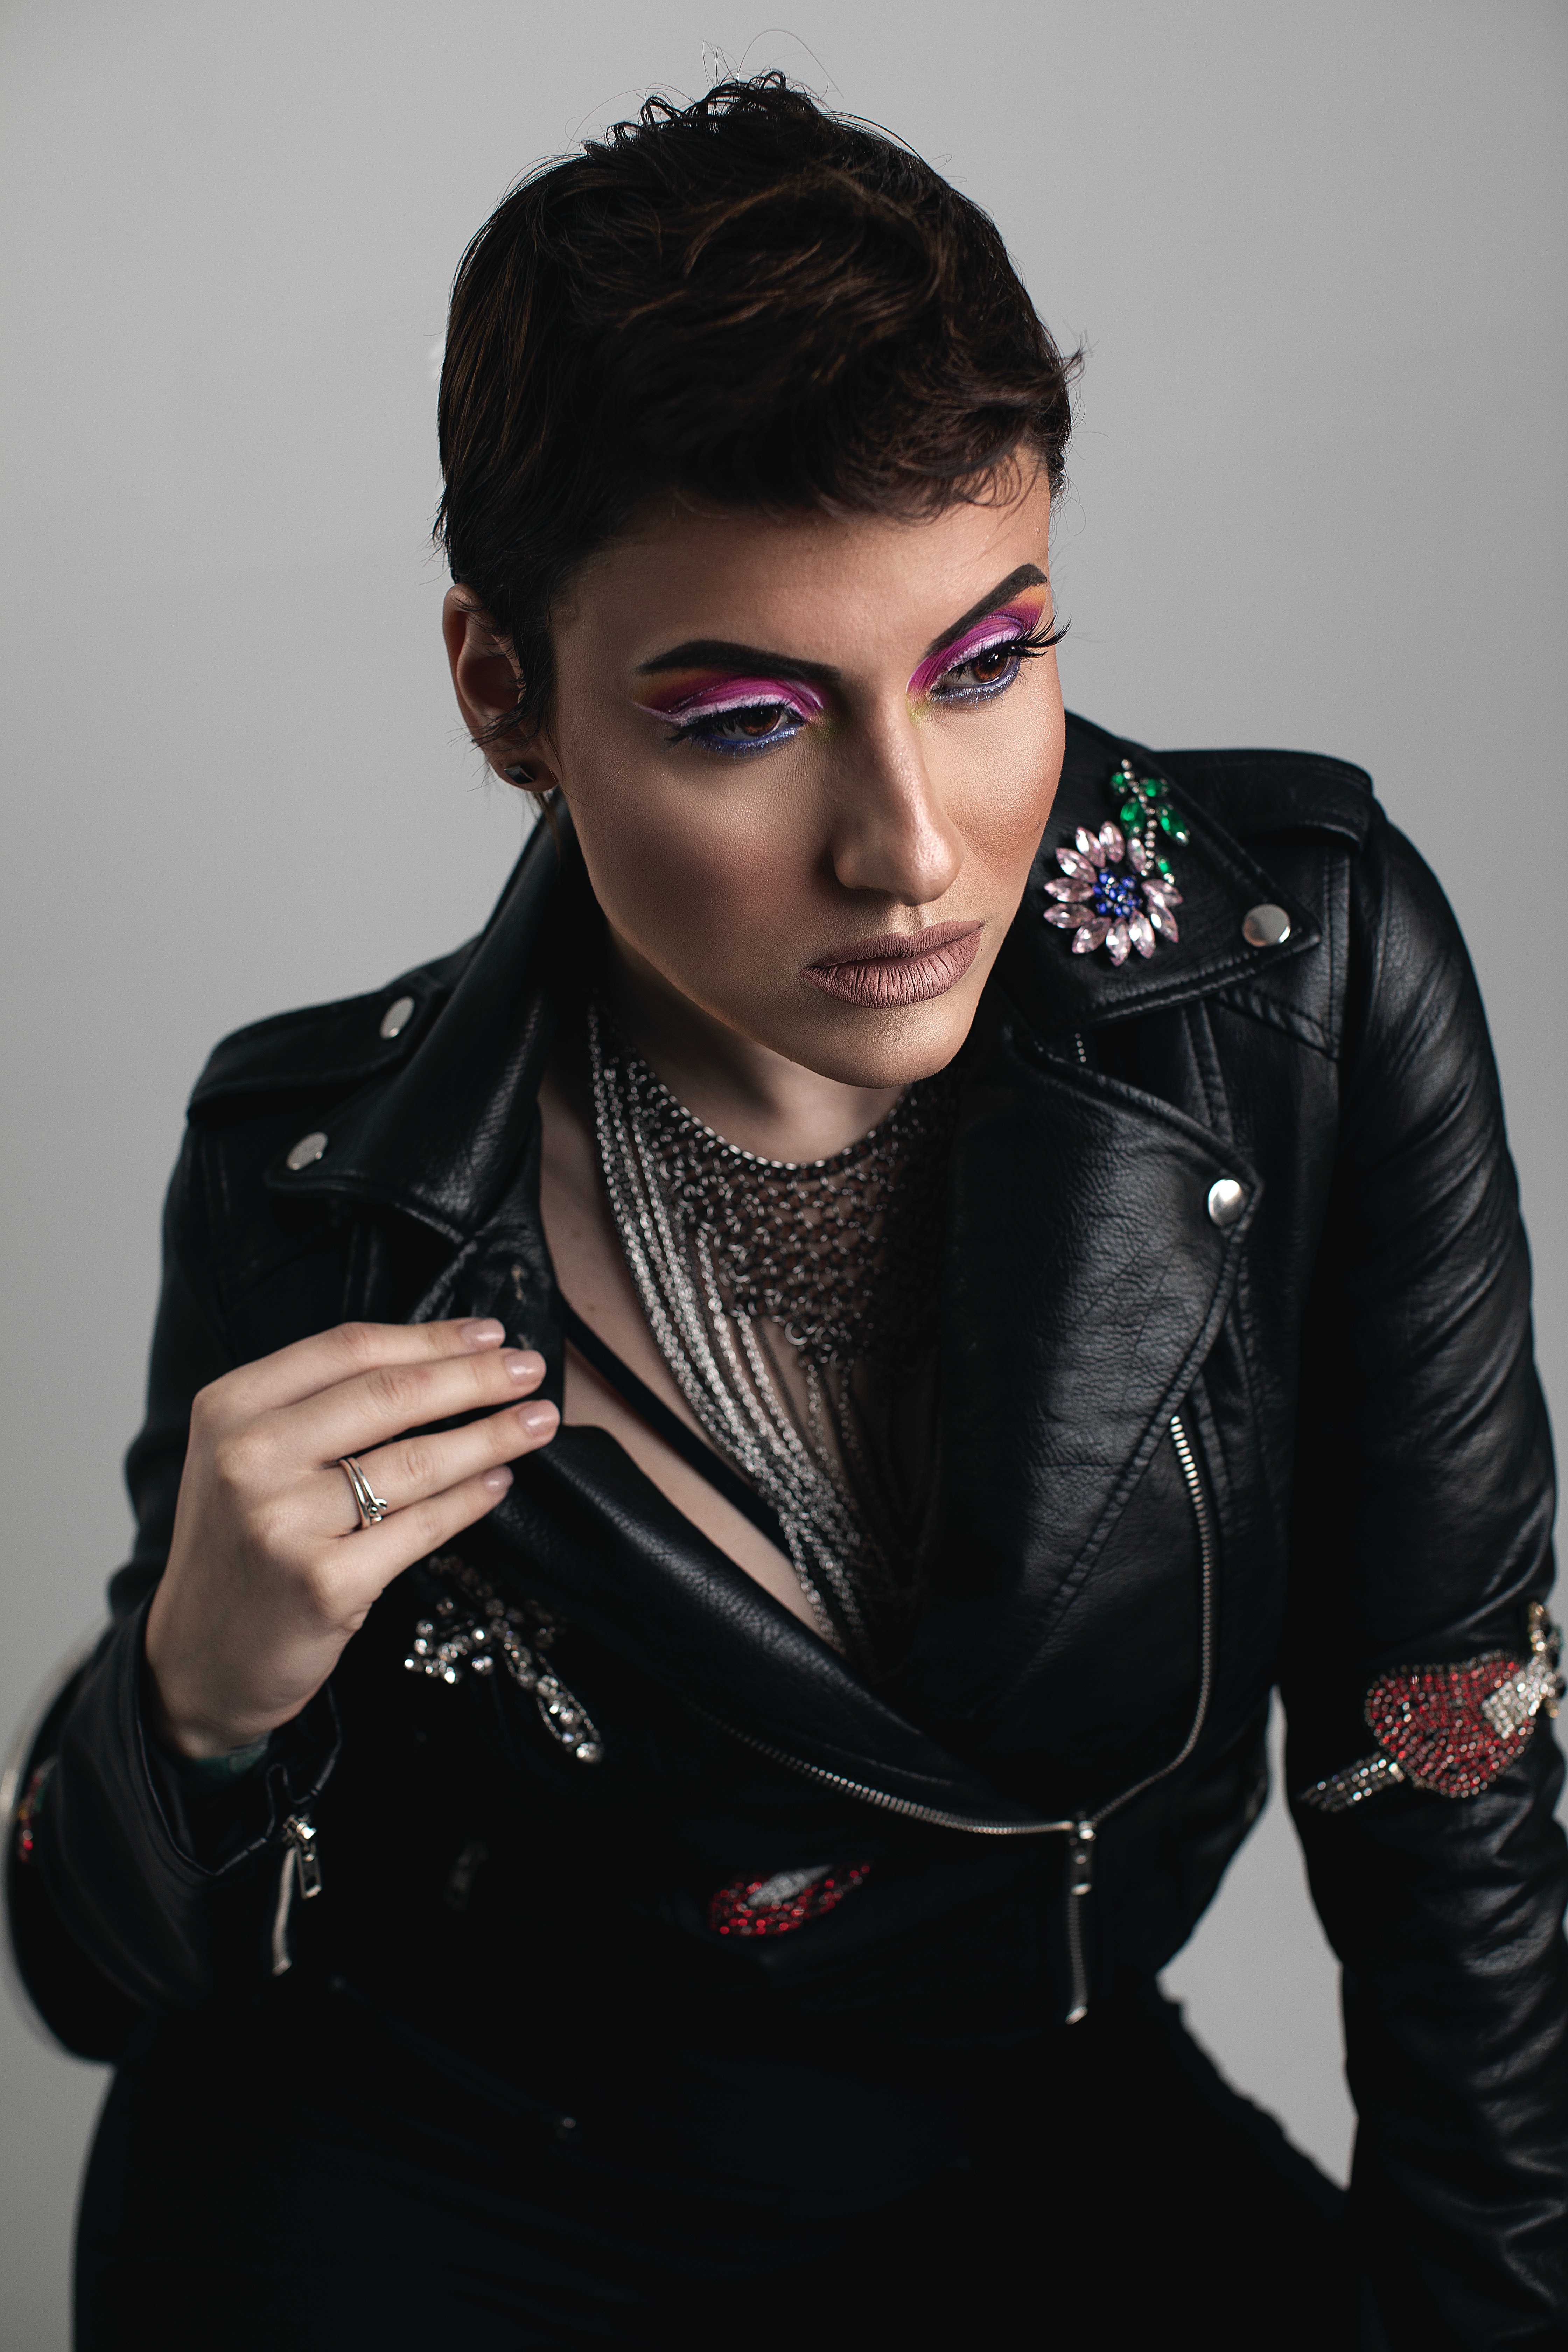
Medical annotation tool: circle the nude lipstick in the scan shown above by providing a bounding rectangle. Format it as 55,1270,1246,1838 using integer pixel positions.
802,920,984,1008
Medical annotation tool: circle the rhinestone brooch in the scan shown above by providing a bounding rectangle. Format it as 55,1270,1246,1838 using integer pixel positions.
1299,1603,1562,1813
1043,761,1186,965
707,1861,872,1938
404,1552,604,1765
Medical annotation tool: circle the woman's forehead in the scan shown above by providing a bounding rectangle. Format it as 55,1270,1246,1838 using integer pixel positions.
558,477,1054,669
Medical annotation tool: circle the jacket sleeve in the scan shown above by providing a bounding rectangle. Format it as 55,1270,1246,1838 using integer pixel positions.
1282,807,1567,2348
21,1126,339,2018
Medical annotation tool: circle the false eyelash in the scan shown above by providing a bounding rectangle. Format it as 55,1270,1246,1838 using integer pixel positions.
926,612,1069,695
976,614,1069,666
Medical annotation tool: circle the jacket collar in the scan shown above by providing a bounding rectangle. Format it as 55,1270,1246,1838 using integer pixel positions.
995,711,1322,1043
270,824,592,1242
275,712,1313,1239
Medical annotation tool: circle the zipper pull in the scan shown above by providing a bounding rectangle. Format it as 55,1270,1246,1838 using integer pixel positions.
1064,1820,1096,2026
270,1813,322,1977
285,1813,322,1896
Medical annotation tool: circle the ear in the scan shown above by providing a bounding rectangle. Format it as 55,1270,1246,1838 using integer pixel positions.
441,585,562,795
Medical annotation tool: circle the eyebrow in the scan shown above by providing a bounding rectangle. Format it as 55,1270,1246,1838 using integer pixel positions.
920,564,1048,658
633,564,1049,685
634,639,842,686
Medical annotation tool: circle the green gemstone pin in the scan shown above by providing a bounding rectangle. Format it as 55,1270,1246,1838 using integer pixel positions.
1113,756,1189,853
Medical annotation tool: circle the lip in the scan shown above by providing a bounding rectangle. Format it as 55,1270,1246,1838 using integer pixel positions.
802,920,985,1009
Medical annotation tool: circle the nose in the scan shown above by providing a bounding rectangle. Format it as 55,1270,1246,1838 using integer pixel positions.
824,709,963,906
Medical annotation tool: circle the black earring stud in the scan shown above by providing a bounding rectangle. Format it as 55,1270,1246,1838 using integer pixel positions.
502,763,533,785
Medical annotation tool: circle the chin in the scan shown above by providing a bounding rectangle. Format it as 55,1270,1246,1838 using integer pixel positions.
767,988,982,1090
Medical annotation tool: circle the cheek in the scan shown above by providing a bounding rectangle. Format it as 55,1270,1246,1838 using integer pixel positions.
566,750,813,973
946,682,1065,865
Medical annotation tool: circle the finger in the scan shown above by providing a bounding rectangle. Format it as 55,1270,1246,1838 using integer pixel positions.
326,1395,560,1533
325,1462,527,1600
212,1317,511,1420
274,1344,548,1470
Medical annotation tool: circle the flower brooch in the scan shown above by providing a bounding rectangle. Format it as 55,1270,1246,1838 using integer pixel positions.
1043,758,1187,965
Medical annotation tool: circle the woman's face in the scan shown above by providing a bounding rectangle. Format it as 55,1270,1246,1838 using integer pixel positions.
454,470,1064,1091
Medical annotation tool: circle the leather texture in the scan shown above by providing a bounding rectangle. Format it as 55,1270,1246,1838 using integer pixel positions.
10,709,1564,2346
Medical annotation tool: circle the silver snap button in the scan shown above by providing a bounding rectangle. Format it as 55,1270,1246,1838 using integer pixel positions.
1207,1176,1245,1228
286,1131,328,1171
380,993,416,1040
1241,903,1292,949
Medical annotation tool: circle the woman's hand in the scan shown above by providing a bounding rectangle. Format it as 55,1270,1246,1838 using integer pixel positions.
144,1318,558,1758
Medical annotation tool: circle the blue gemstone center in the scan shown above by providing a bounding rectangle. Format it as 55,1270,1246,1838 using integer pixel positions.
1091,869,1141,919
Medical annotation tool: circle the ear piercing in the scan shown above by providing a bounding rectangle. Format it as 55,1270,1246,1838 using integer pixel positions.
502,763,534,785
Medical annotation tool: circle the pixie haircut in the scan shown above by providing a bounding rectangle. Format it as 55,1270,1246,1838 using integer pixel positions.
437,75,1078,743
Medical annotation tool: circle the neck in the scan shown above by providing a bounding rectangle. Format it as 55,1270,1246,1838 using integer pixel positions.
604,935,903,1162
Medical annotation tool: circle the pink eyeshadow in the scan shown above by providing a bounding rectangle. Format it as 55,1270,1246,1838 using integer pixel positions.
906,594,1048,702
634,673,827,723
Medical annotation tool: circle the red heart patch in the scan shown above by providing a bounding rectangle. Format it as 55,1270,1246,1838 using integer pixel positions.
1365,1654,1520,1799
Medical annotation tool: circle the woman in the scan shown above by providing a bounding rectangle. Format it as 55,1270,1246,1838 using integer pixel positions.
8,76,1564,2350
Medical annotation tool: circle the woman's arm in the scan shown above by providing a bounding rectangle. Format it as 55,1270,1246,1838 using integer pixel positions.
1283,807,1566,2346
25,1121,558,2011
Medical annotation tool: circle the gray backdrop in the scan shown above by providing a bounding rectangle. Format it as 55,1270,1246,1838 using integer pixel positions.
2,1,1563,2342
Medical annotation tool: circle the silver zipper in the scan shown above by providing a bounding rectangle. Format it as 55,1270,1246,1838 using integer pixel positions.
712,1715,1076,1837
1058,1411,1217,2021
1086,1413,1217,1829
710,1412,1217,2024
1064,1821,1097,2023
269,1812,322,1977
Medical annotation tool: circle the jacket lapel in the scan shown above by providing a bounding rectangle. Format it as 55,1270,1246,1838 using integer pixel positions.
884,1004,1256,1732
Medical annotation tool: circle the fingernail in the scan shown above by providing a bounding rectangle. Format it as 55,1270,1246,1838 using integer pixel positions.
482,1465,514,1494
461,1318,506,1348
518,1402,559,1437
503,1349,546,1383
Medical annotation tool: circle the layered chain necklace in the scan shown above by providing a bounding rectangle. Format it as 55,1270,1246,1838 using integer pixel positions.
587,1000,956,1674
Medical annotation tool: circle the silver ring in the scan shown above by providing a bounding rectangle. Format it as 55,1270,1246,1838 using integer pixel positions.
338,1455,390,1529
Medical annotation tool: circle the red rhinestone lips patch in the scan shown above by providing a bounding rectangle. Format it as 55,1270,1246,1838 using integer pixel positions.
1300,1604,1562,1814
707,1863,871,1939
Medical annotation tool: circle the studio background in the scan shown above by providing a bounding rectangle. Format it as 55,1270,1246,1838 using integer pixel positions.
2,2,1563,2343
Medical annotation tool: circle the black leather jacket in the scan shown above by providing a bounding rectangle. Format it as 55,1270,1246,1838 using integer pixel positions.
11,712,1566,2344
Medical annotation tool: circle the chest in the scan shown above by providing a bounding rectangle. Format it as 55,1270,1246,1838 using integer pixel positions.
535,1058,820,1626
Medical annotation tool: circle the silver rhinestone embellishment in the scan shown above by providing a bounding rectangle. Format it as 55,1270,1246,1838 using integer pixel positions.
404,1553,603,1764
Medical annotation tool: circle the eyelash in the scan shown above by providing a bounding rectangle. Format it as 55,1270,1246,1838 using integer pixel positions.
665,699,817,758
667,706,808,758
663,615,1066,759
931,617,1064,705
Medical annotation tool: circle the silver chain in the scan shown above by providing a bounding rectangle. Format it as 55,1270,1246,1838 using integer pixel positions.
586,1001,952,1671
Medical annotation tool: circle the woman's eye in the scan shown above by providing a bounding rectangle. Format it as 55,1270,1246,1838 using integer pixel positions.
674,702,806,756
932,640,1024,702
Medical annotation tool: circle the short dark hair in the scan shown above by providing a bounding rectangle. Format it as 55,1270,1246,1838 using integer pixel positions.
437,75,1078,743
